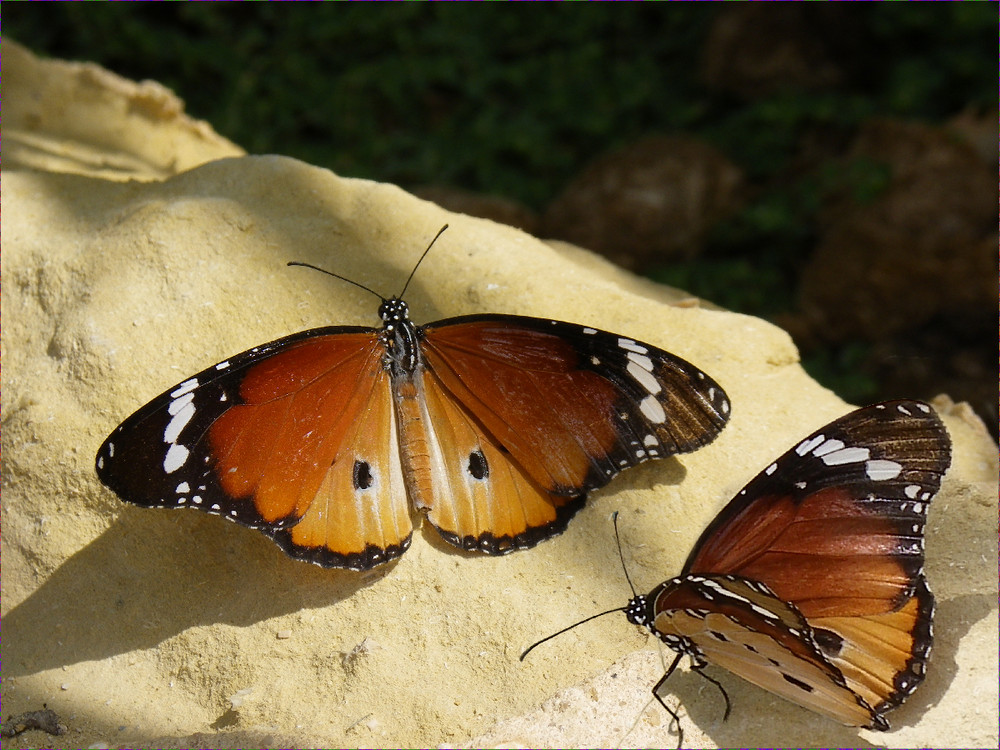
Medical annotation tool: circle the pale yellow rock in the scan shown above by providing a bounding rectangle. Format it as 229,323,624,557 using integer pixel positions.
2,39,996,749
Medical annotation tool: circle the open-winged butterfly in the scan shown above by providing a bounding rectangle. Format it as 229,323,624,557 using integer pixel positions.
95,227,731,570
523,400,951,734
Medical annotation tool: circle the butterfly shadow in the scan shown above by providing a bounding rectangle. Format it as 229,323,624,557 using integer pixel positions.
2,509,389,679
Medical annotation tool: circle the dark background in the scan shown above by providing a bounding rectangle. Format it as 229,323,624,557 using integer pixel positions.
6,4,996,428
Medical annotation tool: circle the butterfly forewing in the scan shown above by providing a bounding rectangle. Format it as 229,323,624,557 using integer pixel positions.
683,400,950,615
422,315,731,495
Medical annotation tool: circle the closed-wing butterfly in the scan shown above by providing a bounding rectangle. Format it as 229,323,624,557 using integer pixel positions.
523,400,951,736
95,227,731,570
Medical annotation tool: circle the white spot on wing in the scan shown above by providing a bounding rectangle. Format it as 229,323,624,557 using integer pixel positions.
639,395,666,424
582,327,597,335
866,459,902,480
164,397,196,444
796,435,825,456
627,352,654,371
811,438,845,457
765,462,777,476
904,484,921,499
819,446,871,466
170,379,199,399
215,361,231,370
168,392,194,416
163,443,190,474
627,360,662,395
175,482,190,494
617,338,648,354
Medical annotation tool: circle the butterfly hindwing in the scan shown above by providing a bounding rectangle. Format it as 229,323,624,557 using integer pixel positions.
650,575,880,728
421,314,731,496
809,577,934,721
415,363,586,554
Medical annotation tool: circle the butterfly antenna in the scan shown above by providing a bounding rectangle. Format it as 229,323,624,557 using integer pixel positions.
286,261,387,303
611,511,639,597
398,224,449,299
519,606,624,662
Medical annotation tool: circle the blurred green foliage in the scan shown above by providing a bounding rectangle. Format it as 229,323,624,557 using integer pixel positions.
6,5,991,205
5,4,993,402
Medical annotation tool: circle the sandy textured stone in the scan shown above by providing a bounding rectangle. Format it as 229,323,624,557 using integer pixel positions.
2,39,996,750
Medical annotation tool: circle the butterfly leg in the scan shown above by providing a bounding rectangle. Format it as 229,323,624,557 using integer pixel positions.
652,652,685,747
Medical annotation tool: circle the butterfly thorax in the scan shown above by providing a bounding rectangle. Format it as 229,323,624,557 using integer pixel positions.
379,297,423,377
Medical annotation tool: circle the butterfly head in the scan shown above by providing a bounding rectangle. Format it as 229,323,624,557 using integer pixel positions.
378,297,411,330
624,594,651,628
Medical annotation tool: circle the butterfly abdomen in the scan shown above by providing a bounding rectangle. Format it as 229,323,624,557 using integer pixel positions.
391,372,436,512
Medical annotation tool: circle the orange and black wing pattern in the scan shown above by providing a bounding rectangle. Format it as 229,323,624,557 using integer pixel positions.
97,310,731,570
421,315,731,496
643,400,950,729
96,327,414,571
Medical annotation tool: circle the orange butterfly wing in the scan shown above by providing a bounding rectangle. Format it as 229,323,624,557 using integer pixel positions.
412,363,585,553
97,328,414,570
422,315,730,496
649,576,880,728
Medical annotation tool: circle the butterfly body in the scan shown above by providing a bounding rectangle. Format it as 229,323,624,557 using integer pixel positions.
97,286,730,571
623,400,950,730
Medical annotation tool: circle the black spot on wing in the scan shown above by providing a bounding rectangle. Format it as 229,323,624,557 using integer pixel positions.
812,627,845,658
782,672,815,693
352,460,374,490
467,449,489,480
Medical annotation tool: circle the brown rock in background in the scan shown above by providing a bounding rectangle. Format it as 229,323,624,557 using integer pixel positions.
798,119,995,344
541,135,744,270
701,5,845,99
